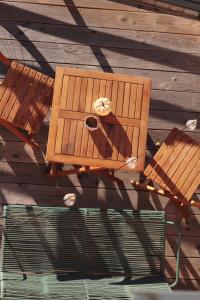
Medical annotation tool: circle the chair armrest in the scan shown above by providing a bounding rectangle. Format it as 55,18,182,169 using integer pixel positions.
166,220,181,288
0,51,11,66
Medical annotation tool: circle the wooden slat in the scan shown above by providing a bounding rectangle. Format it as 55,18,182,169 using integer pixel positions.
80,122,89,157
115,81,124,117
92,124,102,159
46,68,63,161
110,81,118,115
79,77,88,112
122,82,131,118
23,74,50,132
129,84,138,120
111,125,121,161
66,76,75,111
104,80,112,100
67,119,77,155
74,120,83,157
2,66,31,121
11,70,41,125
85,78,94,113
137,80,151,170
124,126,134,159
0,61,18,110
180,159,200,198
59,109,141,127
91,79,100,113
55,118,64,154
72,76,82,111
61,119,71,154
20,73,48,128
144,129,181,180
134,84,143,119
3,21,200,56
98,123,108,159
0,63,25,118
1,3,200,35
118,125,127,162
98,79,106,98
156,134,192,187
0,0,149,11
131,127,140,161
161,141,197,191
60,75,69,110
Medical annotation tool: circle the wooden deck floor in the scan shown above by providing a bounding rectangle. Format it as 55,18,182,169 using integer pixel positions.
0,0,200,291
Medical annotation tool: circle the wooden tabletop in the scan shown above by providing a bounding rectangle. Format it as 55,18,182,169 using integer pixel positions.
46,67,151,171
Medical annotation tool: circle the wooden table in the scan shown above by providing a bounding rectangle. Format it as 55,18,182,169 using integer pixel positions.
46,67,151,180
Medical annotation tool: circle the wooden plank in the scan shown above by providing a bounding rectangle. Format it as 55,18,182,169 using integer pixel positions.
156,134,192,187
60,75,69,110
111,125,121,161
61,118,71,154
104,80,112,100
78,77,88,112
134,84,143,119
0,61,19,110
98,79,106,98
4,0,199,15
85,77,94,113
72,76,82,111
2,66,32,121
110,81,118,114
80,123,89,157
2,60,200,95
65,75,75,111
0,181,199,214
59,109,141,127
4,39,197,75
23,74,50,132
115,81,125,117
128,83,137,119
55,118,64,154
124,126,134,159
162,141,198,191
0,0,146,11
46,68,63,161
3,21,200,56
11,70,42,125
74,120,83,157
137,80,151,170
25,76,54,133
1,2,200,35
122,82,131,118
118,125,127,162
67,119,77,155
0,63,25,118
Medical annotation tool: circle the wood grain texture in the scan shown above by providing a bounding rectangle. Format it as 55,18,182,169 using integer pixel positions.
1,2,200,35
47,68,151,170
1,0,200,290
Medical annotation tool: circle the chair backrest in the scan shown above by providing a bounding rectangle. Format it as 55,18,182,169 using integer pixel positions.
144,128,200,201
0,51,10,66
2,205,166,277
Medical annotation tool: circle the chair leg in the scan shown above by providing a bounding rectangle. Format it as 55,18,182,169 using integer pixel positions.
190,199,200,209
0,119,39,149
131,180,171,198
131,180,190,221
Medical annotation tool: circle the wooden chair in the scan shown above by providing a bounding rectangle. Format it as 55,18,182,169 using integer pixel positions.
1,205,181,299
132,128,200,219
0,51,54,149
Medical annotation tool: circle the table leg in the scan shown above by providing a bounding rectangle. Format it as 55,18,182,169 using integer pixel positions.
50,163,58,176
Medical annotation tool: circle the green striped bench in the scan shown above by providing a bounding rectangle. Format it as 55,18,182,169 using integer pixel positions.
0,205,180,299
